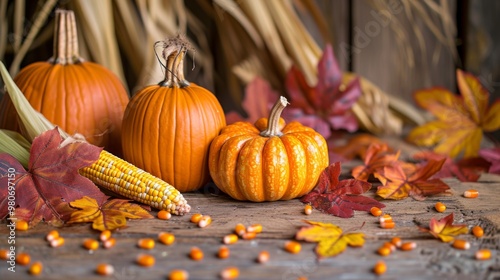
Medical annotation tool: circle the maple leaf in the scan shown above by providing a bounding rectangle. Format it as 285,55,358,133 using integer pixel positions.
295,220,365,258
0,128,106,227
414,151,490,182
419,213,469,242
407,69,500,158
68,196,153,231
478,147,500,174
331,134,387,161
301,162,385,218
351,143,400,181
375,159,450,200
285,44,362,138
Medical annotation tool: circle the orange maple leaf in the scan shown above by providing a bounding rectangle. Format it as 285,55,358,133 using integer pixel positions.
419,213,469,242
351,143,400,181
68,196,153,231
407,69,500,158
375,159,450,200
331,134,387,160
295,220,364,258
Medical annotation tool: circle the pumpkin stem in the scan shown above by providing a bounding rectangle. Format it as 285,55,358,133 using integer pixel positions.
49,9,84,65
158,34,192,88
260,96,289,137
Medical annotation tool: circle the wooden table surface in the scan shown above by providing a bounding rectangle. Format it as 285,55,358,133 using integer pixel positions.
1,139,499,280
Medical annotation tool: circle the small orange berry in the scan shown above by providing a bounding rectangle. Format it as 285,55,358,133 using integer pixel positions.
16,252,31,266
136,254,155,267
103,238,116,249
475,249,491,260
304,205,313,215
284,241,301,254
189,247,204,261
452,239,470,250
220,266,239,280
373,261,387,275
257,251,270,263
96,263,114,275
472,226,484,238
234,223,246,236
28,261,43,275
198,215,212,228
218,246,230,259
158,232,175,245
16,220,29,231
157,210,172,220
137,238,155,250
435,202,446,213
464,189,479,198
247,224,263,233
100,230,112,242
168,269,189,280
370,207,382,217
223,234,238,245
190,213,203,223
401,242,417,251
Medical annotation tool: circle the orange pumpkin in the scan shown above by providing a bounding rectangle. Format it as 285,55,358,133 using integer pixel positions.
0,10,129,156
121,35,226,192
209,96,329,201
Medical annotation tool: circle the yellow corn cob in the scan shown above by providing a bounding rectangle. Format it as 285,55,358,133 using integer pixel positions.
79,150,190,215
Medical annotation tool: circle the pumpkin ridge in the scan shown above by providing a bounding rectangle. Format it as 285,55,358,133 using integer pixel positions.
236,136,266,201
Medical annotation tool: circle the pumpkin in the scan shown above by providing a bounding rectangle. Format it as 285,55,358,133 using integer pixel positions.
121,35,226,192
209,96,329,201
0,9,129,156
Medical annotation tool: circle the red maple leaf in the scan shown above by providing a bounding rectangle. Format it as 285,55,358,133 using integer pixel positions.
414,151,490,182
479,147,500,175
285,44,362,138
351,143,400,181
301,162,385,218
375,159,450,200
0,128,106,227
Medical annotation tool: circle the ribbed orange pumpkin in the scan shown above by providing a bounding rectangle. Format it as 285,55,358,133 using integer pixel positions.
209,96,329,201
121,35,226,192
0,9,129,156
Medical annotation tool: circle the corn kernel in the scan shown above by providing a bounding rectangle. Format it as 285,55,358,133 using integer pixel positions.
234,223,246,236
46,230,59,242
247,224,263,233
50,237,65,248
157,210,172,220
472,226,484,238
373,261,387,275
16,220,29,231
17,252,30,266
242,232,257,240
464,189,479,198
218,246,230,259
190,213,203,223
189,247,204,261
380,221,395,229
96,263,114,275
220,266,239,280
83,238,100,251
198,215,212,228
158,232,175,245
435,202,446,213
28,261,43,275
379,214,392,223
452,239,470,250
370,207,382,217
168,269,189,280
223,234,238,245
401,242,417,251
257,251,270,263
0,249,9,260
100,230,112,242
391,237,402,248
377,246,392,256
136,254,155,267
284,241,301,254
103,238,116,249
475,249,491,260
304,205,313,215
137,238,155,250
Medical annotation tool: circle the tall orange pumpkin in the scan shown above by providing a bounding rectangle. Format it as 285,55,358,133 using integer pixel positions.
209,97,329,202
121,35,226,192
0,9,129,156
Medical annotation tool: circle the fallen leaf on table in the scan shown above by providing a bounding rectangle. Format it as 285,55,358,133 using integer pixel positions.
284,44,362,138
295,220,365,258
478,147,500,175
419,213,469,242
331,134,388,161
301,162,385,218
407,69,500,158
375,158,450,200
68,196,153,231
0,128,106,227
351,143,400,181
414,151,490,182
